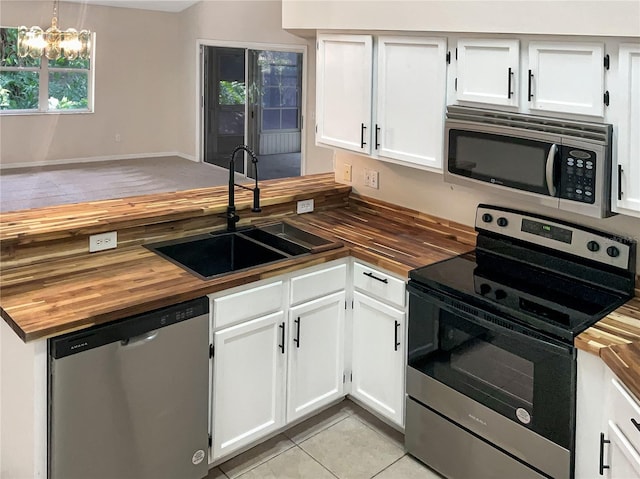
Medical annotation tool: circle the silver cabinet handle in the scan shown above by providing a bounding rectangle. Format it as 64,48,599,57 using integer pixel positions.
546,144,558,197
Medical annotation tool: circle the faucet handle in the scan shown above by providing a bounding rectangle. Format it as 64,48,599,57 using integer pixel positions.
252,187,261,213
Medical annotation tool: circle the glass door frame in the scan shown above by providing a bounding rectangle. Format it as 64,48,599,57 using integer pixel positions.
196,39,307,178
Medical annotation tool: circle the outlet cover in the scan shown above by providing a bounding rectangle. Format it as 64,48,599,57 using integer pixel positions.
297,199,314,214
89,231,117,252
369,170,379,189
343,163,352,182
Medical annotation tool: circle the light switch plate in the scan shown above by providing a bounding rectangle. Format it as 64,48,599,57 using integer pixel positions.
297,199,314,214
364,169,379,189
89,231,117,252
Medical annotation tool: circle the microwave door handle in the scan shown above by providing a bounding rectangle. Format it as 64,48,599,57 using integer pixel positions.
546,144,558,197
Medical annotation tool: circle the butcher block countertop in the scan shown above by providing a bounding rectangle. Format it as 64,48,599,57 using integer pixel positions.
0,175,476,342
575,297,640,399
1,173,639,397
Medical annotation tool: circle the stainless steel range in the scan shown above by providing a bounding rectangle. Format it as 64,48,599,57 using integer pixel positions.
405,204,636,479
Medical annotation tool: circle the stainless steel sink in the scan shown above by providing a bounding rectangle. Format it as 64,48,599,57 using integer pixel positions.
145,221,338,280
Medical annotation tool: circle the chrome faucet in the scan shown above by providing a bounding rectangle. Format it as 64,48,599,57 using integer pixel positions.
227,145,261,232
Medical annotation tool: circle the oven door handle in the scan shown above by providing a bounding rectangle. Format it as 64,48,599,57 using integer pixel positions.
545,143,558,197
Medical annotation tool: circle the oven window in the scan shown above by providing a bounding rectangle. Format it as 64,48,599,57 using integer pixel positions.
448,130,553,195
407,293,575,450
451,341,533,408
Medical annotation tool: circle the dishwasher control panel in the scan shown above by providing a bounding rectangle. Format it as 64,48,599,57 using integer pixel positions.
49,297,209,359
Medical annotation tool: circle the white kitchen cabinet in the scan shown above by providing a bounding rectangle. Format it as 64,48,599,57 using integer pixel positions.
287,291,345,422
316,34,373,154
606,421,640,479
603,376,640,478
375,36,447,170
576,350,640,479
210,261,348,461
575,350,607,479
351,261,406,427
211,311,286,460
351,292,405,427
455,38,520,108
527,41,605,117
316,33,448,171
614,43,640,217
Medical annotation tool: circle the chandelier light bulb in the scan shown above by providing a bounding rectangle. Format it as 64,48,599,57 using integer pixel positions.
16,0,91,61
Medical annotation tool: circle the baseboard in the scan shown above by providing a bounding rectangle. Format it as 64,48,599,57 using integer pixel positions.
0,152,197,170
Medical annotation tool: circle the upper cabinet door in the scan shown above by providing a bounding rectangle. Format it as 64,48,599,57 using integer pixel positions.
615,43,640,217
316,34,373,154
456,38,520,107
376,36,447,171
528,41,605,117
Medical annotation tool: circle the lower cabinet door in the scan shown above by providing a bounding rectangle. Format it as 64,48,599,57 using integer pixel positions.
212,311,286,460
352,291,405,426
607,421,640,479
287,291,346,422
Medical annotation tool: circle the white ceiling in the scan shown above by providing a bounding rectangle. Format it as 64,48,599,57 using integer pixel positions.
63,0,200,13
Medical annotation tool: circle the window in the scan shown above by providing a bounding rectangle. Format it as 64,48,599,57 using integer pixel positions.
0,27,92,113
259,52,301,131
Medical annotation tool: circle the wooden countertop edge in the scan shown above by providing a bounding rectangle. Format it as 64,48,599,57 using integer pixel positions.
0,173,349,244
2,245,352,343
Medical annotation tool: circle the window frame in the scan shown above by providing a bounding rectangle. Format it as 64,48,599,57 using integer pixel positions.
196,39,307,173
0,26,95,115
260,60,302,133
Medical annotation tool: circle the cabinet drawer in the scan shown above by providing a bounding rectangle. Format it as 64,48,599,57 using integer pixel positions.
353,262,405,308
212,281,284,329
290,263,347,306
610,378,640,451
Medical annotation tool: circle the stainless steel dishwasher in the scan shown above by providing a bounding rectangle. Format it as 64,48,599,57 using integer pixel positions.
48,297,210,479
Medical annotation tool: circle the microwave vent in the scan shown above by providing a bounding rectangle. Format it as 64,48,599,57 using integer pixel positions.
446,106,611,143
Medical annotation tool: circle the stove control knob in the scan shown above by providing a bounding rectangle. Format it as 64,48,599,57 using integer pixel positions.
587,241,600,252
495,289,507,300
482,213,493,223
497,217,509,227
479,283,492,295
607,246,620,258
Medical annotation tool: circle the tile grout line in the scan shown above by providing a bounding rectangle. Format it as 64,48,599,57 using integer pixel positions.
350,412,405,450
295,444,342,479
369,453,408,479
221,439,297,479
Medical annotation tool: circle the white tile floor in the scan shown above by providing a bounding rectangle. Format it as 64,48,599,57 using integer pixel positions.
206,399,443,479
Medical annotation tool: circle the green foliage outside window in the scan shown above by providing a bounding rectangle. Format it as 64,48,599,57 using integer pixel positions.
219,80,245,106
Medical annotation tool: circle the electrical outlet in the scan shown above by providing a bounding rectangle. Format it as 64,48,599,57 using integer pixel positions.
297,199,314,214
89,231,117,252
369,169,379,189
342,163,352,182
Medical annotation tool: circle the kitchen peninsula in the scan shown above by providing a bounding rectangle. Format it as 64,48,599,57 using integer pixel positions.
1,173,639,478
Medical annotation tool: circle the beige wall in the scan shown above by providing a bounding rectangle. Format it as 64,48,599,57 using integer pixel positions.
0,1,183,167
0,0,334,174
282,1,640,37
334,151,640,264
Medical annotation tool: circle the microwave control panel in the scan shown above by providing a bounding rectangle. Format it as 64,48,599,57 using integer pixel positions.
559,147,596,204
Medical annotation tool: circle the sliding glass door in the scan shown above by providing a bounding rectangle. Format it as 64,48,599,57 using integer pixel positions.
202,46,303,180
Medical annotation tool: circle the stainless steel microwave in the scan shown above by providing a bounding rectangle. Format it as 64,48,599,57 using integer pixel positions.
444,106,613,218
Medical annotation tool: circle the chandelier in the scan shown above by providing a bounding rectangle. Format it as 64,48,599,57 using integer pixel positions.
17,0,91,61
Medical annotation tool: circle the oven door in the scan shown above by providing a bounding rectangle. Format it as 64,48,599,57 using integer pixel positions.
406,282,575,478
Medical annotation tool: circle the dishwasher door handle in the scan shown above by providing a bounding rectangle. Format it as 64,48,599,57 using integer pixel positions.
121,330,159,347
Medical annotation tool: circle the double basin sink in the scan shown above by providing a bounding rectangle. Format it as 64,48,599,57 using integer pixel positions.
146,222,339,280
